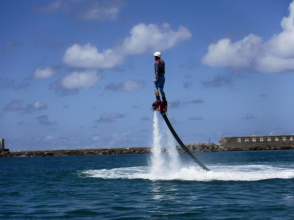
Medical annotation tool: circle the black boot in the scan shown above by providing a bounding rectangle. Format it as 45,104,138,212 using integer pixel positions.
162,96,167,106
152,96,161,106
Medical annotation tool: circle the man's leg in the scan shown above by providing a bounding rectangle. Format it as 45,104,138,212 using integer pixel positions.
153,88,161,106
158,76,167,105
160,90,167,105
154,88,159,97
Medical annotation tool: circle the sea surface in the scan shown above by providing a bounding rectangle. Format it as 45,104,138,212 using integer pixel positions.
1,150,294,219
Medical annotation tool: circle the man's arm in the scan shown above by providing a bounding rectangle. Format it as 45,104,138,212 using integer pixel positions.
154,61,159,83
154,72,158,83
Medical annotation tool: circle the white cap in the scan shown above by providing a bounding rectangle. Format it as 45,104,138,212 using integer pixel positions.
154,51,161,57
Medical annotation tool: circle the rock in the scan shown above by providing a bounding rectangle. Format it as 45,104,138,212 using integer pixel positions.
0,151,10,157
44,152,53,156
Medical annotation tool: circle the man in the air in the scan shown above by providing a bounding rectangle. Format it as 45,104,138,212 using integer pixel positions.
152,51,167,107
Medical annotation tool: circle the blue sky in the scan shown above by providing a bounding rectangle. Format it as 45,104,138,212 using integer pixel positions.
1,0,294,151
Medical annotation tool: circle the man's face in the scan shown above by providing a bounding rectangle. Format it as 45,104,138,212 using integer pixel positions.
154,56,157,60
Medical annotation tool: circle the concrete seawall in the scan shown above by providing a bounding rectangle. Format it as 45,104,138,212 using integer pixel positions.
1,142,294,158
219,135,294,150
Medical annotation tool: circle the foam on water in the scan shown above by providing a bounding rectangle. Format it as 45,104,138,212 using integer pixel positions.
82,164,294,181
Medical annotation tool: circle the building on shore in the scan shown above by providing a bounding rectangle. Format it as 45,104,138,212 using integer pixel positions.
219,135,294,149
0,139,9,152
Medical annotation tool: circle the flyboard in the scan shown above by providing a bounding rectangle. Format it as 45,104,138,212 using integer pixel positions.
153,103,210,171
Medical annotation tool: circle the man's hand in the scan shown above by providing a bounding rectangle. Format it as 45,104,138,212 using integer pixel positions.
154,78,157,84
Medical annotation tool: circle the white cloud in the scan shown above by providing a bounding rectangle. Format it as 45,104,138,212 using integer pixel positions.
96,113,125,123
169,100,181,109
266,2,294,58
60,70,102,89
33,0,61,13
25,100,47,113
63,23,192,69
242,113,257,120
77,2,121,21
33,67,56,79
92,135,101,141
63,44,123,69
3,100,23,111
36,115,57,126
202,0,294,73
33,100,46,109
46,135,54,141
255,55,294,73
188,116,204,121
120,23,192,55
105,80,144,91
110,132,131,147
0,78,30,90
202,35,263,69
33,0,124,21
201,74,233,88
141,117,150,121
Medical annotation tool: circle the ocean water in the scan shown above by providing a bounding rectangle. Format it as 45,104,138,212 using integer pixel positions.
1,151,294,219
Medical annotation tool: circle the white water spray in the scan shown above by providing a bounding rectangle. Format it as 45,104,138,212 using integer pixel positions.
165,121,181,172
150,111,181,176
150,111,165,175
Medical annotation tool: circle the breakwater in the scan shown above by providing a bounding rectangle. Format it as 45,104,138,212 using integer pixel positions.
219,135,294,151
1,142,294,158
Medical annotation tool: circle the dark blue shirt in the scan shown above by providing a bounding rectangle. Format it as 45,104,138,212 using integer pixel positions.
154,59,165,76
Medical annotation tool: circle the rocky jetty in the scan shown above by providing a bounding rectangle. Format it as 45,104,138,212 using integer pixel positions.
176,143,221,153
1,143,294,158
182,142,294,152
0,147,151,158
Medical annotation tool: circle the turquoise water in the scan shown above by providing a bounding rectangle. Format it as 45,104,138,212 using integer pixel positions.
1,151,294,219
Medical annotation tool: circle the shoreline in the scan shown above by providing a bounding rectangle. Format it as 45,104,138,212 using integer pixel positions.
1,143,294,158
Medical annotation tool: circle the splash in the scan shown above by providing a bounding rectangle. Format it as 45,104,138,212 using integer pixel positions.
150,111,165,175
149,111,181,177
165,117,180,172
82,164,294,181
